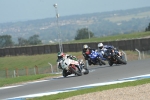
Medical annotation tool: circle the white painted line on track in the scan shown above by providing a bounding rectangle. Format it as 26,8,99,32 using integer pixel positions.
6,74,150,100
0,80,49,90
0,85,24,90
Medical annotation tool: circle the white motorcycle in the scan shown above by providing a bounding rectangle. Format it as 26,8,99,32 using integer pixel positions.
58,56,89,77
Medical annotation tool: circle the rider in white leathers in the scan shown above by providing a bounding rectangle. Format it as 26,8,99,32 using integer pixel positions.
57,52,83,70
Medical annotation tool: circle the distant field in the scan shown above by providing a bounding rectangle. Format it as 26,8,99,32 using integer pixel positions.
104,11,150,22
68,31,150,43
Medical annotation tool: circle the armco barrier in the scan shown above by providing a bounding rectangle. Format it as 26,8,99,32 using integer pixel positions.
0,38,150,57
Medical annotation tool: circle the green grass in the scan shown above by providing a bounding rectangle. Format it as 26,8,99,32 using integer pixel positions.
0,52,83,70
0,54,57,70
0,50,144,70
0,74,60,87
28,78,150,100
67,31,150,43
0,50,143,88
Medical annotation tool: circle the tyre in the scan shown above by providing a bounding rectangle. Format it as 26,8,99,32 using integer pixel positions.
83,68,89,75
98,58,106,65
101,60,106,65
88,60,92,65
116,56,127,64
62,70,68,77
108,60,113,66
70,66,82,76
121,55,127,64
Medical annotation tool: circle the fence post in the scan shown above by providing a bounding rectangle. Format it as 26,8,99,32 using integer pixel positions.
14,70,16,77
5,68,8,78
34,67,36,75
48,62,54,73
135,48,141,60
16,68,18,77
142,51,145,59
35,65,39,74
24,66,28,76
85,60,89,68
121,50,127,61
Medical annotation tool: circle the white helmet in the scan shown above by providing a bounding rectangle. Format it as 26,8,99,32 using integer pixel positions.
98,43,103,49
83,44,88,49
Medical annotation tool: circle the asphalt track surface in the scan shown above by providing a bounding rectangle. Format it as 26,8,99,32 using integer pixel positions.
0,59,150,99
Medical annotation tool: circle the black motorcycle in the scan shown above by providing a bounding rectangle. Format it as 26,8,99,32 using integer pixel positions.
105,48,127,66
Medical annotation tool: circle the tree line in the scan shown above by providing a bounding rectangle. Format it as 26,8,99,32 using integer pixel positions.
1,22,149,48
0,27,94,48
0,34,42,48
145,23,150,31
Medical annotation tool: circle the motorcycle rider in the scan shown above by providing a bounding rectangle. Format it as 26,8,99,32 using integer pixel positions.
97,43,122,59
57,52,83,70
57,52,65,69
82,44,96,65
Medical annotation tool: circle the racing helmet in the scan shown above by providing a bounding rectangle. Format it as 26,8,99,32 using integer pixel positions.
57,52,64,59
83,44,88,50
98,43,103,49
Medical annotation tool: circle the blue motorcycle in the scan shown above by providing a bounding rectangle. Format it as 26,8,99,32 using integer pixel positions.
88,50,106,66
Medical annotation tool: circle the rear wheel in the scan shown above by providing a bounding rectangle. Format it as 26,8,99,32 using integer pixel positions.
108,60,113,66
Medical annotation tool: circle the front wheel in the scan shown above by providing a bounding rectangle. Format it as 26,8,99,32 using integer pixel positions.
70,66,82,76
101,60,106,65
62,70,68,77
98,58,106,66
83,68,89,75
116,55,127,64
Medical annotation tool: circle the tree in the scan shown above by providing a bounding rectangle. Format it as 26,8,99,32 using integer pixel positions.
145,23,150,31
28,34,42,45
0,35,14,48
75,28,94,40
18,37,28,46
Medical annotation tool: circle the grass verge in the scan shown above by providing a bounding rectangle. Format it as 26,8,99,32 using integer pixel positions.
0,50,145,70
0,74,61,87
0,52,84,70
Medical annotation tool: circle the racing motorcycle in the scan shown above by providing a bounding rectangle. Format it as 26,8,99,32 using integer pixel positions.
59,56,89,77
104,48,127,66
88,50,106,66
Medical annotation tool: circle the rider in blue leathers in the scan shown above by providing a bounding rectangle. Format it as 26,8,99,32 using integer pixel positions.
97,43,121,60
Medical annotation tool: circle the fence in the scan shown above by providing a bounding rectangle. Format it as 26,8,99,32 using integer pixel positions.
0,51,150,79
0,65,61,79
0,38,150,56
0,38,150,78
